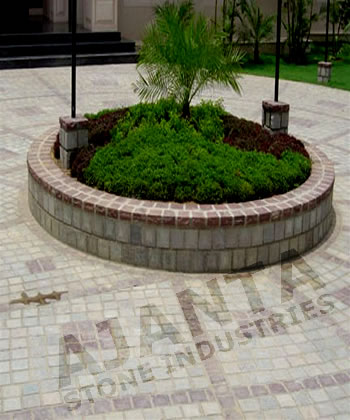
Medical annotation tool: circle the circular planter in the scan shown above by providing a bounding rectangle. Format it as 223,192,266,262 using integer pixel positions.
27,129,334,272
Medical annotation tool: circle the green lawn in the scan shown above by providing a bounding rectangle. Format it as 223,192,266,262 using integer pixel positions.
241,52,350,91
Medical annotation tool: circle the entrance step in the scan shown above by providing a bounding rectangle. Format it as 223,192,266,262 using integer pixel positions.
0,31,137,69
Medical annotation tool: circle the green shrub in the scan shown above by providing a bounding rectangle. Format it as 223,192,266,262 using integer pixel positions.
190,100,226,142
110,99,226,143
82,101,311,204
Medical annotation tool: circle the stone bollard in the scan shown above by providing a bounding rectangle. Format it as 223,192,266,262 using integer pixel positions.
317,61,332,83
262,100,289,135
59,115,88,170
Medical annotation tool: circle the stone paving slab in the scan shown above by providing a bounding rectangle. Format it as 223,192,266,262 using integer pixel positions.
0,65,349,419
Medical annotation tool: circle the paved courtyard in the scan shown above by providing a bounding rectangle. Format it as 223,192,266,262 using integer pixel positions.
0,65,349,419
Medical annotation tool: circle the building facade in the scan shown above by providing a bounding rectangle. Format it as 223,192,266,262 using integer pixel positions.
1,0,329,39
118,0,329,42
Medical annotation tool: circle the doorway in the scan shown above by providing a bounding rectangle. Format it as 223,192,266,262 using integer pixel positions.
0,1,45,34
0,3,29,33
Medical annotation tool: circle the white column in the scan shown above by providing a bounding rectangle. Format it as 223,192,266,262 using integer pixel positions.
43,0,69,23
77,0,84,25
83,0,118,32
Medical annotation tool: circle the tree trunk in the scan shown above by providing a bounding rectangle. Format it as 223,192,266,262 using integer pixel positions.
332,0,336,57
182,101,190,119
223,0,227,33
254,41,259,63
229,0,236,44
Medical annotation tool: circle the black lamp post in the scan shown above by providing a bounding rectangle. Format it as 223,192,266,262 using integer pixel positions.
262,0,289,135
58,0,88,172
71,0,77,118
274,0,282,102
325,0,330,62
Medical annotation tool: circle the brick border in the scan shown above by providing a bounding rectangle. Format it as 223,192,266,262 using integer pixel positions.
27,129,334,272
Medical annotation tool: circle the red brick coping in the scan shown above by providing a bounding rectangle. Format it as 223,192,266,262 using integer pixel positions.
27,129,335,272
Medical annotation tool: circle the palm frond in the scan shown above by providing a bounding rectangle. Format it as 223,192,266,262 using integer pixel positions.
135,0,243,116
239,0,274,62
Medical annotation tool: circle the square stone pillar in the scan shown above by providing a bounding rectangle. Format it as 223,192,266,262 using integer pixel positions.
83,0,118,32
43,0,69,23
318,61,332,83
59,115,88,170
262,100,290,134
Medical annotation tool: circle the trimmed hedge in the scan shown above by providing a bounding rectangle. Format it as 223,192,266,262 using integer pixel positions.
78,100,311,204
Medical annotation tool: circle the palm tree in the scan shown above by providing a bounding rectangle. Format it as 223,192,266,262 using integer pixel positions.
239,0,274,64
134,0,243,119
283,0,318,64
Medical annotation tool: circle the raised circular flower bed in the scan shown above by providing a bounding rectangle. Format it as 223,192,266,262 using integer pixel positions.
27,129,334,272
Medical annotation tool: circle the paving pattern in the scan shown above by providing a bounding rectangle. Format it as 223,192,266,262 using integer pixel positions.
0,65,349,419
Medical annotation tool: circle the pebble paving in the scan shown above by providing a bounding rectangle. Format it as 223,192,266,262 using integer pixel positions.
0,64,349,419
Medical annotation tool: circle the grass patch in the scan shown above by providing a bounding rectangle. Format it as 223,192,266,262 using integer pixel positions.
241,48,350,91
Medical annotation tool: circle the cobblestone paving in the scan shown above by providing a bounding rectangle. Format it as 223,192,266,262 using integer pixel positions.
0,65,349,419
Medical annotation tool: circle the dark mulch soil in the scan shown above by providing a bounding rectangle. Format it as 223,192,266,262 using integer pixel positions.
71,145,97,181
222,115,309,159
66,109,310,182
53,132,60,159
53,108,128,167
70,109,128,180
87,108,128,148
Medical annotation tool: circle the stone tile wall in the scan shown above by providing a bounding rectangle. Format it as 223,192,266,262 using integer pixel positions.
27,130,335,272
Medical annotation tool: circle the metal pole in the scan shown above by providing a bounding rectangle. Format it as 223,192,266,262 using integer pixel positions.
325,0,330,62
71,0,77,118
274,0,282,102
